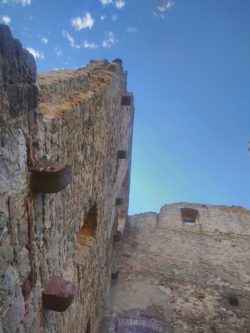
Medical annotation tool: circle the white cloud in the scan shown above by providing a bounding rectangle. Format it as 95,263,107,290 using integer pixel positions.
1,15,11,25
71,12,94,31
82,41,98,49
0,0,31,5
62,30,97,49
26,47,44,59
62,30,79,48
19,0,31,6
100,0,113,5
100,15,106,21
102,31,118,48
100,0,125,9
126,26,137,33
115,0,125,9
157,0,174,12
54,46,63,56
41,36,48,44
63,30,116,50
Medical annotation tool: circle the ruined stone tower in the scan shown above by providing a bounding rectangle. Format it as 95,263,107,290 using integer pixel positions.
1,24,250,333
0,25,134,332
102,203,250,333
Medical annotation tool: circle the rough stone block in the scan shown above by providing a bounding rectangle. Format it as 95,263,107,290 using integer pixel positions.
31,160,72,193
42,275,76,312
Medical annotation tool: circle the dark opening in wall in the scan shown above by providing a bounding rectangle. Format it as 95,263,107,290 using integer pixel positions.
117,150,128,159
181,208,199,226
85,319,91,333
76,205,97,265
121,93,133,106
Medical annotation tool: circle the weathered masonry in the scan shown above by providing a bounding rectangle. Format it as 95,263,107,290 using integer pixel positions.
0,25,134,333
102,203,250,333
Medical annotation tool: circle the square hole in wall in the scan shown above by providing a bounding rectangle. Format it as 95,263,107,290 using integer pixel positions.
181,208,199,226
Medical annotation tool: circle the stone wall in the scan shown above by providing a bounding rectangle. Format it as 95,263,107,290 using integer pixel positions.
159,203,250,235
102,203,250,333
0,25,134,333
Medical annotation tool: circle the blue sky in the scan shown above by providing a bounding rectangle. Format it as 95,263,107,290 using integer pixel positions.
1,0,250,214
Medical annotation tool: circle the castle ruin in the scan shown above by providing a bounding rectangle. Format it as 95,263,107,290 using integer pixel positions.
102,203,250,333
0,25,250,333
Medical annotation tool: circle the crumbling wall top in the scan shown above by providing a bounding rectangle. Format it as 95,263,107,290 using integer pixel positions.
37,59,125,120
158,202,250,235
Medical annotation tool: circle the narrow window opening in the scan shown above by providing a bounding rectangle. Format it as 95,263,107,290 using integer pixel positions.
76,205,97,265
181,208,198,227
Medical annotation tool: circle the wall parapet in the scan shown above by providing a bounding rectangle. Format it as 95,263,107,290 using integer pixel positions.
158,202,250,235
